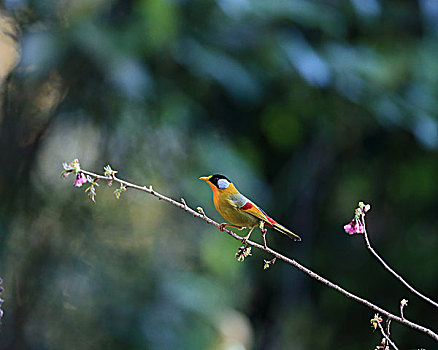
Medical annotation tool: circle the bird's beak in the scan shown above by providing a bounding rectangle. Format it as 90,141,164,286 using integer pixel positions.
199,176,210,182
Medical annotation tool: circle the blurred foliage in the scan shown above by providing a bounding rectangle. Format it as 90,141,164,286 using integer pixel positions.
1,0,438,349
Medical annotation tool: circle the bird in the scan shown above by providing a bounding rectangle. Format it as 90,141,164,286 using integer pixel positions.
199,174,301,246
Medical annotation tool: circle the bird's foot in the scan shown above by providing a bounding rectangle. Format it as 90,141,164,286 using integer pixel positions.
218,223,227,231
241,227,255,244
242,234,250,245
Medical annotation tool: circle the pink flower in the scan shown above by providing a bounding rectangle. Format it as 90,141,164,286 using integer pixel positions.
343,201,371,235
354,221,364,233
73,173,88,187
344,219,365,235
344,221,356,235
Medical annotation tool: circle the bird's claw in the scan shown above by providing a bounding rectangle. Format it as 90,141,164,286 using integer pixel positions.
242,232,252,245
218,223,227,231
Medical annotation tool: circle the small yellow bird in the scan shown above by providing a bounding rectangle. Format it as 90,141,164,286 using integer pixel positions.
200,174,301,244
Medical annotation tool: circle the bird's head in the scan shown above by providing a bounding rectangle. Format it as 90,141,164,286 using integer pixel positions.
199,174,232,190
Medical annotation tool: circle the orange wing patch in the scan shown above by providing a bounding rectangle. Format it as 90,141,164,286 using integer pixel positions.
240,202,253,210
266,216,277,225
239,201,274,226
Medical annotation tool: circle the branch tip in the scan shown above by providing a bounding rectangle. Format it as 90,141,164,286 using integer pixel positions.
181,198,188,211
400,299,408,319
196,206,206,217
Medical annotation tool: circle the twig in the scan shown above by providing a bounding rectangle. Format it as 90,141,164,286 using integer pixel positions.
181,198,189,211
386,319,392,337
69,167,438,342
377,321,398,350
196,206,207,218
362,219,438,309
0,277,4,326
263,257,277,270
260,221,268,249
400,299,408,319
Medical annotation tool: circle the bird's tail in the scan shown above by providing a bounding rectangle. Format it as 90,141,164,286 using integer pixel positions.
269,220,301,241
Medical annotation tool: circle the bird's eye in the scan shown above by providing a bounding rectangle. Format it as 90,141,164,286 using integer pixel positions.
217,178,230,189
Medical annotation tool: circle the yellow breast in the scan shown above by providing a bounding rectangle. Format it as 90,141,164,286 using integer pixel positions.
212,185,259,228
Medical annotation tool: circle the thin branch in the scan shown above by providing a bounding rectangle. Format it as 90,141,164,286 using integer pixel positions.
0,277,4,326
378,321,398,350
362,218,438,309
73,168,438,342
386,319,392,337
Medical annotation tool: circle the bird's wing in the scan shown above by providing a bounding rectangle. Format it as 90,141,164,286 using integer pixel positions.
234,194,302,241
238,198,301,241
237,198,276,226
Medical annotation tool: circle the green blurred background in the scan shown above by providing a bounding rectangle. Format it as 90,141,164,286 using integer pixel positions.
0,0,437,349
